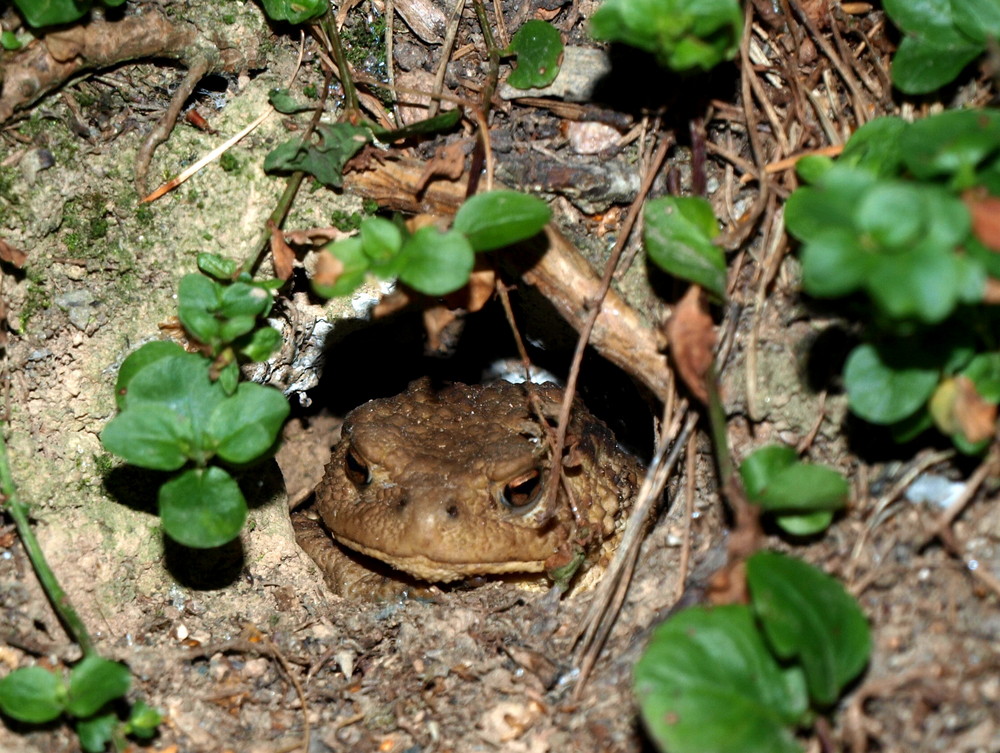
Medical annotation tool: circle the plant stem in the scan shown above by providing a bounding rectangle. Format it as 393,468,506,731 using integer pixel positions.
0,435,95,657
471,0,501,117
320,14,360,118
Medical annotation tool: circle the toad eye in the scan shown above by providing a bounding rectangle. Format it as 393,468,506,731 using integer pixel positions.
499,469,543,511
344,446,371,486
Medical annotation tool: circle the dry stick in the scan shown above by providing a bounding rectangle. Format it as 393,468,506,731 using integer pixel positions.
675,430,698,602
573,410,698,698
828,9,885,103
540,136,673,527
491,0,510,48
846,449,955,583
384,0,401,128
787,0,869,125
428,0,467,118
925,448,999,543
261,633,312,753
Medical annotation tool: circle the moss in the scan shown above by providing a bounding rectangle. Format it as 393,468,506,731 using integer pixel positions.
21,274,52,330
93,453,116,476
135,205,154,226
303,83,319,100
219,151,240,173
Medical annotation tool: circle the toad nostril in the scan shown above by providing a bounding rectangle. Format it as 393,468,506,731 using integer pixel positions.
445,504,459,519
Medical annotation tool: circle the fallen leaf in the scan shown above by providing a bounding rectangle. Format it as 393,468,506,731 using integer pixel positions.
416,141,467,191
0,238,28,268
666,285,716,404
963,188,1000,251
312,248,344,288
953,376,998,443
268,221,295,281
423,305,460,352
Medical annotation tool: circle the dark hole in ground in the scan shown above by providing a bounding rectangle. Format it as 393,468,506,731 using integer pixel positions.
306,280,656,460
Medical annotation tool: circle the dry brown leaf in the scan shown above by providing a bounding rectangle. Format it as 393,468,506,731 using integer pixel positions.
0,238,28,268
312,247,344,289
373,289,413,318
964,188,1000,251
953,376,998,444
417,141,467,191
666,285,716,404
423,305,460,352
984,277,1000,303
268,221,295,281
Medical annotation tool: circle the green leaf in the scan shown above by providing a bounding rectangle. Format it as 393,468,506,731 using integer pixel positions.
773,510,836,537
748,551,871,707
207,383,290,464
900,109,1000,185
855,183,925,248
590,0,743,72
506,20,564,89
219,282,271,320
837,116,908,177
844,343,939,424
76,712,118,753
113,341,186,410
159,467,247,548
953,0,1000,43
264,123,371,188
1,30,23,50
0,666,65,723
634,604,806,753
12,0,91,28
962,352,1000,401
312,236,370,297
798,229,870,298
100,404,193,471
740,445,848,519
268,88,315,114
66,656,131,718
238,326,283,362
643,196,726,298
785,165,879,243
218,360,240,396
177,273,222,345
397,226,475,295
118,351,223,423
125,700,162,739
452,190,552,251
891,35,982,94
360,217,404,267
197,252,239,281
258,0,327,24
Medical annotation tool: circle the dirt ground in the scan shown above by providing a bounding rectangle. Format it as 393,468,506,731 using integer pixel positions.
1,1,998,752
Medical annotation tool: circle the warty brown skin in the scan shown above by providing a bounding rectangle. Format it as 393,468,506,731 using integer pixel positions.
311,379,641,588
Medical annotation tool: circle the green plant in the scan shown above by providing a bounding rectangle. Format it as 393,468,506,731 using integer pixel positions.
11,0,126,28
635,551,870,753
786,109,1000,452
740,445,849,535
884,0,1000,94
0,439,162,751
643,196,727,298
312,190,552,298
590,0,743,73
505,20,564,89
100,254,289,548
258,0,327,24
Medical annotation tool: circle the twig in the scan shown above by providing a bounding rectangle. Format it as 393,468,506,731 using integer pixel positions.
428,0,467,118
0,435,95,657
675,430,698,602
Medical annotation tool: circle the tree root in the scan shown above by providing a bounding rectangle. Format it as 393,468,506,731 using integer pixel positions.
0,9,249,192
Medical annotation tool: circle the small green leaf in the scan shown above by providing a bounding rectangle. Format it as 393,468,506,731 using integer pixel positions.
962,352,1000,401
268,87,315,114
100,405,193,471
66,656,131,718
634,604,806,753
159,467,247,548
953,0,1000,43
590,0,743,73
264,123,371,188
900,109,1000,185
397,226,475,295
453,190,552,251
360,217,404,267
238,326,282,362
740,445,848,521
114,341,186,410
258,0,327,24
844,343,939,424
178,273,222,345
76,712,118,753
13,0,91,28
836,116,908,177
125,700,162,739
0,666,65,723
773,510,836,537
197,252,239,281
1,30,23,50
218,360,240,396
506,20,564,89
219,282,271,320
748,551,871,707
643,196,726,298
798,229,870,299
208,382,290,464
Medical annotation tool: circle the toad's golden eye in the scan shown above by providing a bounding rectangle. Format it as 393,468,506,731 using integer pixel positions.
344,446,371,487
499,468,543,511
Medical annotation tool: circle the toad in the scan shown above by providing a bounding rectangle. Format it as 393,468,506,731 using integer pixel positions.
297,379,641,597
